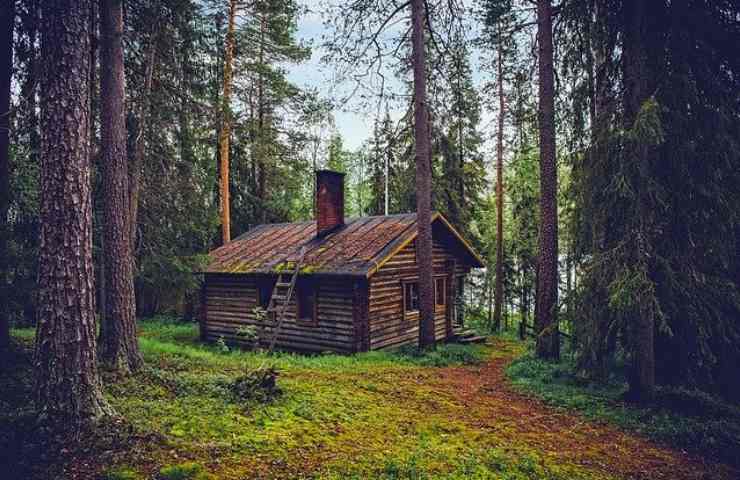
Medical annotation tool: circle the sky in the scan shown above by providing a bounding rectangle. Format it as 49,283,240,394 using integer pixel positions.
285,2,380,150
285,0,495,152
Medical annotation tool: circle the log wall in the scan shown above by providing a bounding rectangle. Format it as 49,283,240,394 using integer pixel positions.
368,238,471,350
201,273,357,353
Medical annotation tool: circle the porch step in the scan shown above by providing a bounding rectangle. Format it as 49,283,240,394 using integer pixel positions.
457,335,487,344
452,329,477,339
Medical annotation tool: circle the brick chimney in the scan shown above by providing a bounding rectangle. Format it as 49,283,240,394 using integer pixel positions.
316,170,345,237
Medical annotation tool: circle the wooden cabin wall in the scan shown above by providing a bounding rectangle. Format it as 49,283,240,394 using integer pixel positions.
368,239,471,350
201,273,357,353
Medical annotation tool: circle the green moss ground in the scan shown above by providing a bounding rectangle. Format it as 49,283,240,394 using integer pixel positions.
4,319,733,479
107,319,590,479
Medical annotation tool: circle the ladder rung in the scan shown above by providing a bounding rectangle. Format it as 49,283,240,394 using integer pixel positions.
275,282,292,288
271,295,288,302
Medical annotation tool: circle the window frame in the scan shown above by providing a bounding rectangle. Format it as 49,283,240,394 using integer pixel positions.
402,279,420,322
434,276,447,310
295,279,318,326
257,277,275,309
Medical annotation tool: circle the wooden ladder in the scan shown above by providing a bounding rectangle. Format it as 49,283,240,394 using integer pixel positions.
265,247,306,352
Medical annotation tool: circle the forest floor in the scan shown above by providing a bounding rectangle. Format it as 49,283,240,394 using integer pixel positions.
1,319,737,480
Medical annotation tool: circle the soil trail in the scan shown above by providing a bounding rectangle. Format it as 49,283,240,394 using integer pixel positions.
426,339,735,480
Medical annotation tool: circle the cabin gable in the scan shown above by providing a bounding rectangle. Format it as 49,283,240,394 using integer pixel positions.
366,224,473,350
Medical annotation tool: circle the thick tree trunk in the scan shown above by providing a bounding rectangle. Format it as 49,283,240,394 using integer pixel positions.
218,0,236,244
35,0,113,431
411,0,435,348
534,0,560,360
98,0,143,373
0,0,14,352
623,0,655,402
493,26,505,333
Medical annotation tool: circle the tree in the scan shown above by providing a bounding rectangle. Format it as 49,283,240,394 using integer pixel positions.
411,0,435,349
35,0,112,431
0,0,14,352
128,32,156,253
97,0,143,373
493,23,505,332
621,0,655,401
218,0,237,244
534,0,559,360
568,0,740,400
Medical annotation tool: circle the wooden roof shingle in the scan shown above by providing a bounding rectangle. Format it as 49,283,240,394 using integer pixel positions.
204,212,484,277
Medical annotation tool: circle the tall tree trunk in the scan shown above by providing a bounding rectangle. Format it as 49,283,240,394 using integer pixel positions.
218,0,236,244
257,10,267,222
456,53,464,228
35,0,112,431
97,0,143,373
411,0,435,348
493,25,505,333
534,0,560,360
0,0,14,352
623,0,655,402
129,40,156,251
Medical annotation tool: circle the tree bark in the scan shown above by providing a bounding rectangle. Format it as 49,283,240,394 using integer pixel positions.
97,0,143,373
35,0,113,431
218,0,236,244
0,0,14,352
493,24,505,333
411,0,435,348
623,0,655,402
534,0,560,360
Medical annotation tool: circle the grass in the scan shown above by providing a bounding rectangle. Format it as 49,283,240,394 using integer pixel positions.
506,350,740,467
3,317,734,479
116,319,601,479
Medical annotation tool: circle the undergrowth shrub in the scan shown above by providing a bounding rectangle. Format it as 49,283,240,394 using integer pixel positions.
228,365,281,403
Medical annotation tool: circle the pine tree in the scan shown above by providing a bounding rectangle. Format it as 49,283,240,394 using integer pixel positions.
534,0,560,360
411,0,435,349
97,0,143,373
35,0,112,431
218,0,236,244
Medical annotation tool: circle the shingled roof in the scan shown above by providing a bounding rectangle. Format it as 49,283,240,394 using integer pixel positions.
204,212,484,277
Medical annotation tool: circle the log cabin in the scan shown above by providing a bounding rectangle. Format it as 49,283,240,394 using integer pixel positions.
199,170,484,353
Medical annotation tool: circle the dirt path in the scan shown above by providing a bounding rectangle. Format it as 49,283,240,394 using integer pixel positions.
422,339,735,480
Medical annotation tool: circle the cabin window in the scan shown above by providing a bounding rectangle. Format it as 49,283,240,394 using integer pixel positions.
403,281,419,314
257,278,274,308
435,277,446,307
296,281,317,325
